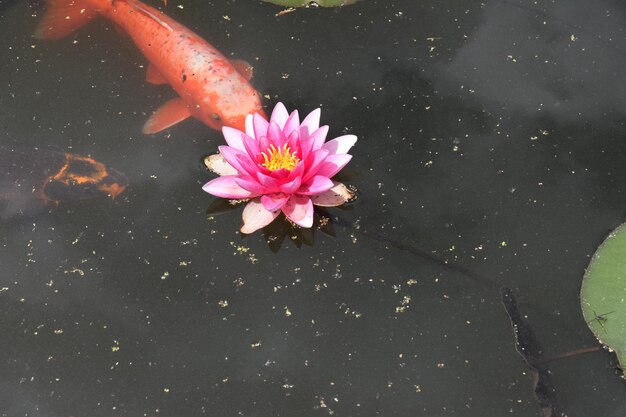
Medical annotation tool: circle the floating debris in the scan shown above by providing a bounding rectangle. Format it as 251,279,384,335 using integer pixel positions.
264,0,359,8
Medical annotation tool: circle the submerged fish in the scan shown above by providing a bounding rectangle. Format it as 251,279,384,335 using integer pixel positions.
0,146,127,217
36,0,265,134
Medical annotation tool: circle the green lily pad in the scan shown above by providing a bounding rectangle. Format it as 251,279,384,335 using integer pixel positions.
581,222,626,371
263,0,359,7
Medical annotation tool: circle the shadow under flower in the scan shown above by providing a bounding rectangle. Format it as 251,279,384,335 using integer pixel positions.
207,198,354,252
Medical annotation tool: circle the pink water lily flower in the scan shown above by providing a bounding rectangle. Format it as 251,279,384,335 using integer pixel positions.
203,102,356,234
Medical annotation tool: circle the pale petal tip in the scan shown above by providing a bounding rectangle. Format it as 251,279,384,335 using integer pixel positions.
245,113,255,137
283,195,314,228
311,182,356,207
270,102,290,128
302,108,321,131
204,154,238,177
240,199,280,234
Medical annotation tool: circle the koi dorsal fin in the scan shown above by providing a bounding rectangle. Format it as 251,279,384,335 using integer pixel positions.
122,0,173,32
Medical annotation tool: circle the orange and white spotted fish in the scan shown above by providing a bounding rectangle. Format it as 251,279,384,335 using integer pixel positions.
36,0,265,133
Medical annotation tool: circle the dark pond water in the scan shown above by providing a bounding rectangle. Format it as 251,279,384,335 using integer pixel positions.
2,0,626,415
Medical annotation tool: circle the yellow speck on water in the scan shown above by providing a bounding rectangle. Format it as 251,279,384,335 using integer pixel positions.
54,329,63,335
395,295,412,313
111,346,120,352
406,279,418,286
230,242,257,264
163,388,170,393
223,15,230,20
251,341,262,348
64,268,84,276
500,241,508,247
218,300,229,308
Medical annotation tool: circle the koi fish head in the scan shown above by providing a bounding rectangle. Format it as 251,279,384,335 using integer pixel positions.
200,85,266,132
41,153,128,202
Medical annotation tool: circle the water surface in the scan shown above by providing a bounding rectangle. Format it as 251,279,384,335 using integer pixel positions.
1,0,626,416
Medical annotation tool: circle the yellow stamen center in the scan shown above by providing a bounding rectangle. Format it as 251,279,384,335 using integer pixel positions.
261,144,299,171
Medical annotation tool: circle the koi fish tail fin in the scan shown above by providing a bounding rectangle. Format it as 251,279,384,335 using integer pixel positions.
35,0,103,40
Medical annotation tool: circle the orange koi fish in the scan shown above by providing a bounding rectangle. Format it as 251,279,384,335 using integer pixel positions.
36,0,265,133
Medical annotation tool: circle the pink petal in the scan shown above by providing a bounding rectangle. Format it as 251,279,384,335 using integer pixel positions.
253,113,269,141
234,177,267,195
261,193,289,211
258,134,271,156
245,113,254,138
301,149,329,182
286,161,305,181
270,102,289,129
297,126,314,161
323,134,357,155
218,146,252,176
298,175,334,195
242,134,261,160
287,130,300,154
204,154,238,176
316,154,352,178
203,176,255,199
241,198,280,234
269,168,291,180
310,125,329,151
256,172,280,192
311,181,354,207
279,176,302,194
236,153,265,178
282,194,313,228
283,110,300,136
221,126,247,152
267,121,287,148
301,108,321,133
